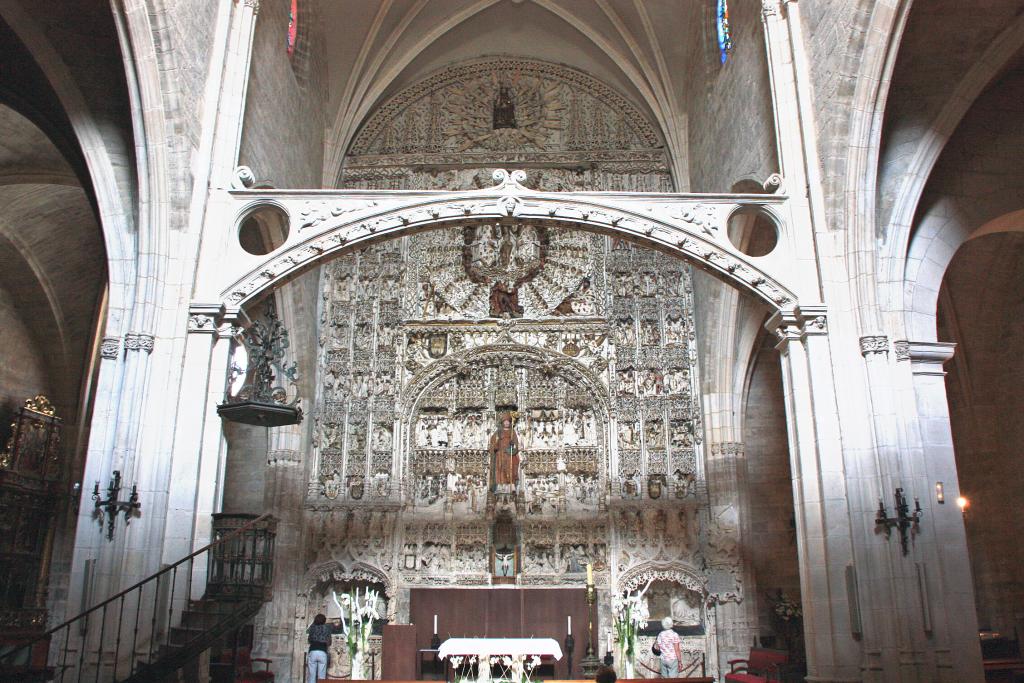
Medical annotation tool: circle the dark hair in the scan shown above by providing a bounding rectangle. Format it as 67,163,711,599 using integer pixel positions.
595,665,617,683
314,613,327,625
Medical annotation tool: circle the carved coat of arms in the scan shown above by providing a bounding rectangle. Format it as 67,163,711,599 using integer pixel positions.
427,332,448,359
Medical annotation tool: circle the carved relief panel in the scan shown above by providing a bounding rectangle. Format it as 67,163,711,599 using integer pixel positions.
342,58,674,192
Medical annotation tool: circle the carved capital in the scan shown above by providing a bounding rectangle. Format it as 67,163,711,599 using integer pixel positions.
708,441,745,459
907,341,956,377
124,332,155,354
218,324,245,340
100,336,120,360
859,335,888,357
762,0,781,18
268,449,301,466
893,340,911,362
188,303,226,334
765,305,828,351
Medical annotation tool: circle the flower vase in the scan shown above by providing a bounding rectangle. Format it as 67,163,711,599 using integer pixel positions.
350,649,365,680
623,648,635,679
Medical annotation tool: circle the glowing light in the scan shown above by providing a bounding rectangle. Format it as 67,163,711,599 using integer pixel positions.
956,496,969,511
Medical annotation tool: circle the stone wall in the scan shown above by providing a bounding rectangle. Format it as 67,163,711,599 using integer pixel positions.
221,421,268,514
744,333,801,641
799,0,867,232
686,0,777,192
0,283,51,423
239,0,327,188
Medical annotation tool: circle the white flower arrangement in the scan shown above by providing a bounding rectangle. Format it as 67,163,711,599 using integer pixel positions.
611,579,652,669
332,587,381,676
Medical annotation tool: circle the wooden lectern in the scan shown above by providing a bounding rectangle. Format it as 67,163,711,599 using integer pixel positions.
383,624,418,680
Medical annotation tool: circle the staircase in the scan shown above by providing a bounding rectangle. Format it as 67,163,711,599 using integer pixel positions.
122,595,264,683
0,513,276,683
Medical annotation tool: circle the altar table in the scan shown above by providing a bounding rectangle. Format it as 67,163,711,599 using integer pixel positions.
438,638,564,661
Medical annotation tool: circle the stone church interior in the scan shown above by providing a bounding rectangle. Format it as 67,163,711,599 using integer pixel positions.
0,1,1021,682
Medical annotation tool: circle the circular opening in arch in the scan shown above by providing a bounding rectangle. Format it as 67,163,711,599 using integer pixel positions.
727,206,778,257
238,205,290,255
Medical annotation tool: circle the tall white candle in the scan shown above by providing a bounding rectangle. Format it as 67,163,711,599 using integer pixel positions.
586,563,593,585
568,615,572,633
434,614,438,633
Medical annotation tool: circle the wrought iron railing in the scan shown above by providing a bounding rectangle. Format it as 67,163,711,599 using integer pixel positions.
0,513,276,683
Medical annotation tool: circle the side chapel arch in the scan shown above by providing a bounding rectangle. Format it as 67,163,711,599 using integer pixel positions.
304,560,395,603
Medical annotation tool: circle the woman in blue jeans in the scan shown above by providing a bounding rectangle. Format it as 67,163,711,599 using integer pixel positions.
306,614,343,683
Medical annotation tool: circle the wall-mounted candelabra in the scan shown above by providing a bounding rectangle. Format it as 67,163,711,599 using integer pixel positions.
93,470,141,540
875,487,922,555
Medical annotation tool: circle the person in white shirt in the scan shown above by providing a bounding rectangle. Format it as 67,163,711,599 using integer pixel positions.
654,617,682,677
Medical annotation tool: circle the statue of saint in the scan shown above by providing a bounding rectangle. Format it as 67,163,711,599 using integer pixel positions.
488,412,521,492
489,281,523,318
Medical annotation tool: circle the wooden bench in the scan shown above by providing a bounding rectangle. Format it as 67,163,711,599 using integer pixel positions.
724,647,789,683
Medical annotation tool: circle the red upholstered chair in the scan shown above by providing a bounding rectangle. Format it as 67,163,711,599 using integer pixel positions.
724,647,788,683
235,647,274,683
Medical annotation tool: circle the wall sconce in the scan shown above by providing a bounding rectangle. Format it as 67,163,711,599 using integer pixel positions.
93,470,141,540
875,487,922,555
956,496,969,513
935,481,944,504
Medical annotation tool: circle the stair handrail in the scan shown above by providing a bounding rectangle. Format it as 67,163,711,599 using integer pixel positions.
0,512,276,669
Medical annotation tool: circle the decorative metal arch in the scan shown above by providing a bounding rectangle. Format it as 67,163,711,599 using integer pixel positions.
217,169,798,313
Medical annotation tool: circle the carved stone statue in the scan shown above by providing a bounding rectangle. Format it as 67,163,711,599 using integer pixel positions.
489,413,521,492
489,281,523,318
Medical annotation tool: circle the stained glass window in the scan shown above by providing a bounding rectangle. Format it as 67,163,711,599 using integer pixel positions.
716,0,733,64
287,0,298,58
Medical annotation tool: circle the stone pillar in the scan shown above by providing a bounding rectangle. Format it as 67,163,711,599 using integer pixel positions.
705,438,757,669
163,304,238,593
768,307,861,683
254,423,305,681
851,335,913,683
902,341,984,683
838,334,984,683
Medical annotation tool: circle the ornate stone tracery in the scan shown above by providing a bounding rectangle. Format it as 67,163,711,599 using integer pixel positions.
291,60,739,671
342,57,673,192
299,218,730,674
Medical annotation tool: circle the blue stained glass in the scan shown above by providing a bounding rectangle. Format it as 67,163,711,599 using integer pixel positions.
716,0,733,64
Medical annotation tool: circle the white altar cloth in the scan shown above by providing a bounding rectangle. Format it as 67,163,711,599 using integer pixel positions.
438,638,563,660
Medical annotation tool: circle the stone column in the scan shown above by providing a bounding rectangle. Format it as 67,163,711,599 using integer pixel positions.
254,423,306,681
850,335,917,682
163,305,238,592
901,341,984,683
768,307,861,683
704,438,758,670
